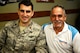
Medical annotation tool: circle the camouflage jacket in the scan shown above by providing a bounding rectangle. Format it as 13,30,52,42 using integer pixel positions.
0,20,48,53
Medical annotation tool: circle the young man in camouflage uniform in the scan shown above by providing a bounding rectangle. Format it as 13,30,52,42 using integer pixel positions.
0,0,48,53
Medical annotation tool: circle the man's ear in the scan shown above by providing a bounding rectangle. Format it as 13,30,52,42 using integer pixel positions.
32,11,34,17
64,16,67,21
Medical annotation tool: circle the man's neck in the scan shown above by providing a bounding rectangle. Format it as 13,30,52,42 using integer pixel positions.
19,21,30,27
54,26,64,34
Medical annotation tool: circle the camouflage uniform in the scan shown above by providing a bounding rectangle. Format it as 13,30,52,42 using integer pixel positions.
0,20,48,53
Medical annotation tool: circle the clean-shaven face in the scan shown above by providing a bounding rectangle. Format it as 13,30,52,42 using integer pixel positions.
18,4,34,23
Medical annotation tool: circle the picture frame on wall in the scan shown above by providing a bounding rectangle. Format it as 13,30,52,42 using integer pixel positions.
0,0,22,6
36,0,54,3
67,0,74,1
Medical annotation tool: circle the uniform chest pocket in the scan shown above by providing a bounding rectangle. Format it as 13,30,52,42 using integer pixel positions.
27,31,39,42
28,35,36,41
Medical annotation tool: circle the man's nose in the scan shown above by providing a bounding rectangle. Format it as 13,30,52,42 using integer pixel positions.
23,11,27,16
55,16,59,20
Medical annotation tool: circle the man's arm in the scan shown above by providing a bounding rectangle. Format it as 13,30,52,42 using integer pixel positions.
35,29,49,53
73,32,80,53
0,28,7,50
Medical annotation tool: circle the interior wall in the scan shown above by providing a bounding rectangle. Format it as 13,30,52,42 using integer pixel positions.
0,0,79,29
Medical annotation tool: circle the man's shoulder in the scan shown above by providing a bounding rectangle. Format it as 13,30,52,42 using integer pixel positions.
5,20,18,27
68,24,79,40
42,23,51,30
32,21,41,29
68,25,78,32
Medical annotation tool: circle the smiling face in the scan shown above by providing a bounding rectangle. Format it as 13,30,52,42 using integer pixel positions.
50,7,66,28
18,4,34,24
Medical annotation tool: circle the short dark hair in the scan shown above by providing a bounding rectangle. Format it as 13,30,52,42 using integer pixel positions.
18,0,33,10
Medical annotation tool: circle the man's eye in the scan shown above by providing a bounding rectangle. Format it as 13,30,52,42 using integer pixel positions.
20,10,24,12
51,15,56,17
51,15,63,18
26,11,30,13
58,15,62,17
20,10,31,13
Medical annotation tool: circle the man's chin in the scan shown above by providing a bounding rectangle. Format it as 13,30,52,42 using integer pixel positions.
22,20,28,23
